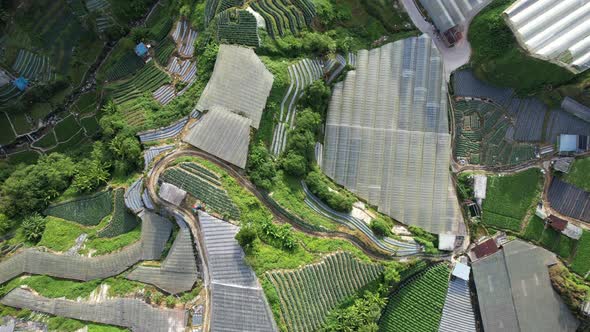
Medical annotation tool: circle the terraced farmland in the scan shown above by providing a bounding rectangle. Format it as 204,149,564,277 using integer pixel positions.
45,190,113,226
266,252,383,332
217,9,259,47
98,188,140,238
105,62,170,104
104,52,145,82
161,164,240,220
453,99,537,166
379,263,450,332
249,0,315,38
12,49,54,82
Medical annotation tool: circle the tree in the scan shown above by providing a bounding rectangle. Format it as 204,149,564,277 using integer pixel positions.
0,214,12,237
235,225,257,250
247,143,276,191
0,153,76,217
383,261,401,284
109,134,143,175
22,214,46,242
320,291,386,332
298,80,331,118
295,108,321,134
286,130,315,160
281,151,308,177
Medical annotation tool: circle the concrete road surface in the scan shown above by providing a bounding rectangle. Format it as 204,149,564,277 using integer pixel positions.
400,0,492,81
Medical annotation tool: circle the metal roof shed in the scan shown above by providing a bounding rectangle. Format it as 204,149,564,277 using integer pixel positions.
452,262,471,281
135,42,148,57
558,134,578,153
13,77,28,91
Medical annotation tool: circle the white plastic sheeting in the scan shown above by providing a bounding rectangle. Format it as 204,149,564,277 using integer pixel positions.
322,35,464,235
419,0,489,32
504,0,590,73
183,107,252,168
196,44,274,129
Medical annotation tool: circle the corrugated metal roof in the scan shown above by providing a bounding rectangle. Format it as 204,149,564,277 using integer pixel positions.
504,0,590,73
559,134,579,152
473,240,579,332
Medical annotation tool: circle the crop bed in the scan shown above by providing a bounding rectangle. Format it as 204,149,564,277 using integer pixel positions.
104,52,145,82
217,9,259,47
249,0,315,38
161,167,240,219
45,190,113,226
453,99,536,166
106,62,170,104
155,37,176,66
97,188,139,238
266,252,383,332
379,264,450,332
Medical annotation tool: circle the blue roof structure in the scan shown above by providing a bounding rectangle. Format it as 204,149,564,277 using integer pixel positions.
559,134,578,153
135,43,148,57
13,77,28,91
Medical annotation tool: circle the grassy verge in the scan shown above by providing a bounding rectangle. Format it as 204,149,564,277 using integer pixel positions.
571,230,590,278
468,0,575,95
38,217,86,252
564,157,590,192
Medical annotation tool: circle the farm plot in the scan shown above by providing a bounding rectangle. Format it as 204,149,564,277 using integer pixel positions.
137,117,187,143
453,99,537,166
482,169,542,232
522,216,576,259
155,37,176,65
565,157,590,192
105,62,170,104
266,252,383,332
32,130,57,149
11,49,54,82
172,20,198,57
166,58,197,83
104,52,145,82
54,115,83,142
205,0,244,25
71,91,98,115
249,0,315,38
45,190,113,226
545,108,590,144
153,84,176,105
0,112,16,145
98,188,140,238
379,263,450,332
0,84,23,104
81,116,100,136
161,165,240,220
217,9,259,47
571,230,590,278
144,145,174,169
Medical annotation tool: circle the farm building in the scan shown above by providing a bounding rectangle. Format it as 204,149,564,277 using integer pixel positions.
196,44,274,129
472,240,579,332
504,0,590,74
322,35,464,236
553,157,575,173
548,178,590,222
183,107,252,168
159,182,187,206
135,42,149,58
470,238,498,261
439,262,476,332
417,0,491,46
13,77,27,91
558,134,589,154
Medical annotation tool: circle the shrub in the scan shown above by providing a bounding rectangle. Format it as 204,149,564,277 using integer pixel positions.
236,225,257,250
305,169,354,212
22,214,47,242
370,217,390,237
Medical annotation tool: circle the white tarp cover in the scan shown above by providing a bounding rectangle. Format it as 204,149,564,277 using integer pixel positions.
504,0,590,73
183,107,252,168
322,35,464,235
196,44,274,129
159,182,187,206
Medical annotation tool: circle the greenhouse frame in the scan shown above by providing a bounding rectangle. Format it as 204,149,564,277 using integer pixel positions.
322,36,464,236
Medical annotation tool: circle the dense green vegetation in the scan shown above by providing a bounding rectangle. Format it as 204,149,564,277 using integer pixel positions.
482,169,542,232
571,231,590,278
468,0,576,95
45,190,113,226
379,264,450,332
522,216,575,260
97,188,139,238
564,157,590,192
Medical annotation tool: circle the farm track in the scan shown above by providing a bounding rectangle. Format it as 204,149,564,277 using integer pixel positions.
148,148,451,261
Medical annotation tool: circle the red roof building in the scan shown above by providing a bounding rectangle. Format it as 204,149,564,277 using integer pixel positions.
472,238,499,259
548,215,568,231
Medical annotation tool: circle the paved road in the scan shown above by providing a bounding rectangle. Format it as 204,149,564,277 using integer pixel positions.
400,0,491,81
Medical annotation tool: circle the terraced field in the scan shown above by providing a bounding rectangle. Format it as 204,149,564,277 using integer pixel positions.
105,62,170,104
249,0,315,37
217,9,259,47
266,252,383,332
45,190,114,226
160,163,240,220
379,264,450,332
104,52,145,82
97,188,140,238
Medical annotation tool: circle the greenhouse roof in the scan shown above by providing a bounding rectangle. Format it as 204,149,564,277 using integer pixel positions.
473,240,579,332
322,35,464,235
504,0,590,73
418,0,489,32
196,44,274,129
183,106,252,168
